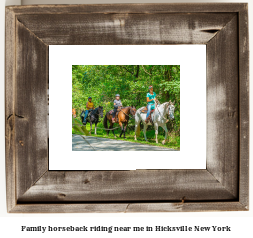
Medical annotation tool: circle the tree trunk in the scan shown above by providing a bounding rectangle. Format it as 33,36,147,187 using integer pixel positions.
135,65,139,78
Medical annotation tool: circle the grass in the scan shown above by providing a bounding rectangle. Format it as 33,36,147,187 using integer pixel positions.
72,118,180,150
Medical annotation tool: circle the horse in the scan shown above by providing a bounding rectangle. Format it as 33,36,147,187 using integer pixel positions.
103,106,136,138
80,106,103,135
134,101,175,144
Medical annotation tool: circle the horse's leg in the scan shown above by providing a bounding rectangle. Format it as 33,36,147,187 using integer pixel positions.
154,123,159,143
109,121,112,136
110,121,116,138
107,117,110,136
134,116,140,141
95,122,97,135
143,123,148,142
112,127,116,138
89,122,92,135
161,123,168,145
119,121,124,138
134,124,137,140
123,122,128,139
134,122,137,140
118,114,123,138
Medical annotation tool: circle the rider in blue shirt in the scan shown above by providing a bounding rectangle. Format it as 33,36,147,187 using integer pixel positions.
145,85,157,123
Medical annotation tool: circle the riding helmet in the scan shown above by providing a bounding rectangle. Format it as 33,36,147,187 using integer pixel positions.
88,96,92,99
115,94,120,97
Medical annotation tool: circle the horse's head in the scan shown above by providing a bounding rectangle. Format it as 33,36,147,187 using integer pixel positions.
166,101,175,120
130,105,137,116
98,106,103,118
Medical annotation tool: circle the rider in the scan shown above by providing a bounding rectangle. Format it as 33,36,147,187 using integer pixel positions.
112,94,122,123
145,85,157,123
83,96,95,124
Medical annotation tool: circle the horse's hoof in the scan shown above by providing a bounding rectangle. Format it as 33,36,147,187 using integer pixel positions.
162,140,166,145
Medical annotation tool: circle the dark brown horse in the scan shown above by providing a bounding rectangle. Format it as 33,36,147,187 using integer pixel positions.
103,106,136,138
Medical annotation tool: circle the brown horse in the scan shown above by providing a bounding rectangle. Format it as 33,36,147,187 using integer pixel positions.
103,106,136,138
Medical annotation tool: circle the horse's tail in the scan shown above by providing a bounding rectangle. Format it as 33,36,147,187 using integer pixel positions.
103,113,108,129
135,111,141,137
136,121,141,137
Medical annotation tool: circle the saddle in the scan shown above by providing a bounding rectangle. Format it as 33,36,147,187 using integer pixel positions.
80,110,92,118
109,106,123,115
141,106,155,124
141,106,155,114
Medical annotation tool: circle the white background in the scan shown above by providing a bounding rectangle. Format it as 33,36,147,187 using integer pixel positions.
49,45,206,170
0,0,252,237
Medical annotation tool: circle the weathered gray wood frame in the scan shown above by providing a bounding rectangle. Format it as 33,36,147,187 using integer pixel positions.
5,4,249,213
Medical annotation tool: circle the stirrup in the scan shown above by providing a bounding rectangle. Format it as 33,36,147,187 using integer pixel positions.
145,115,152,123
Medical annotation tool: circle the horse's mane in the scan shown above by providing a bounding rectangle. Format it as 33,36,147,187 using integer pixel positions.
90,107,99,115
161,102,169,107
90,106,103,115
121,106,136,112
137,106,145,112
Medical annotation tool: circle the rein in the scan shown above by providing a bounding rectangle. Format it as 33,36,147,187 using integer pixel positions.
119,107,135,119
90,108,103,117
72,123,121,131
155,102,169,123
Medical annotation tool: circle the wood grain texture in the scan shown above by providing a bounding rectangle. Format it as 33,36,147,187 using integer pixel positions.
18,170,236,202
5,3,249,213
5,7,17,212
10,202,247,213
16,13,236,45
126,202,248,212
15,20,48,200
206,16,239,198
7,3,246,15
238,4,249,209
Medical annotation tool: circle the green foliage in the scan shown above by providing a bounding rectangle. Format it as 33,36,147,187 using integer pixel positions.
72,65,180,145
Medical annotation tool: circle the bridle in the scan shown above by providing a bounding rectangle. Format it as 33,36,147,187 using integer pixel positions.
156,102,171,123
130,107,136,116
119,107,136,119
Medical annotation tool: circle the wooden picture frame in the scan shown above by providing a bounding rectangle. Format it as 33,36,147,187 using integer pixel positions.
5,3,249,213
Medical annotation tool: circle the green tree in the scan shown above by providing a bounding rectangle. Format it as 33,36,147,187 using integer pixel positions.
72,65,180,136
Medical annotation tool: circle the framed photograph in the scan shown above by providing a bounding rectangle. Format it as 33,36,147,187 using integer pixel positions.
5,3,249,213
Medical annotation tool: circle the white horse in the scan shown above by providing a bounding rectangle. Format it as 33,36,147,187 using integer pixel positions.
134,101,175,144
